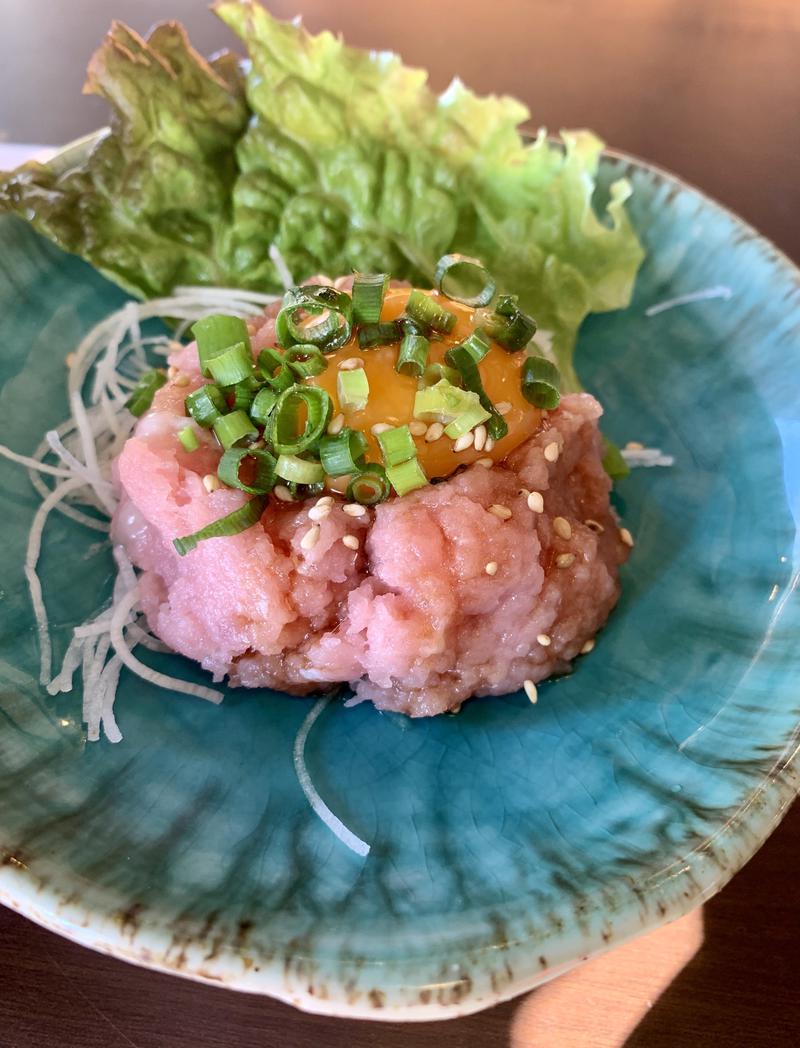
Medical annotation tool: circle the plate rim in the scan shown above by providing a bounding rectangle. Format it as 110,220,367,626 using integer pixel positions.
1,131,799,1021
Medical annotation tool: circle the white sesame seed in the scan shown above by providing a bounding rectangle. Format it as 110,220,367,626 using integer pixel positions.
485,561,498,576
555,552,575,568
65,352,76,368
584,518,604,533
472,424,488,452
308,503,332,521
496,401,512,416
371,422,392,435
202,473,221,494
553,516,572,540
484,436,495,452
580,638,596,655
343,503,367,517
453,432,475,453
524,679,538,703
425,422,445,443
338,357,364,370
316,495,334,505
488,504,512,520
619,527,635,548
527,491,544,513
274,484,294,502
327,413,345,435
475,457,493,468
625,441,645,451
544,441,560,463
409,420,428,437
300,524,320,550
342,534,360,550
174,373,190,388
537,633,551,647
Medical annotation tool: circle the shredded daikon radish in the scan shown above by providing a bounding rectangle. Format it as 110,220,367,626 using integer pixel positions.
293,696,371,858
621,446,675,468
0,445,73,477
269,244,294,291
25,476,89,684
645,286,732,317
3,287,279,740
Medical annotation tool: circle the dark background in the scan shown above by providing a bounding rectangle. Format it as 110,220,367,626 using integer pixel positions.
1,1,798,1045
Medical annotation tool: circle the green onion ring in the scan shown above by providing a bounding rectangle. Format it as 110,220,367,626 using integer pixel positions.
434,253,496,307
319,428,368,476
445,344,509,441
217,447,278,494
346,464,391,505
352,273,389,325
125,369,167,417
268,384,332,455
284,343,329,379
276,286,353,352
521,356,561,409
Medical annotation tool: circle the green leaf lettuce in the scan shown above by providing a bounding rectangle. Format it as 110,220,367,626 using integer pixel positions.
0,1,644,389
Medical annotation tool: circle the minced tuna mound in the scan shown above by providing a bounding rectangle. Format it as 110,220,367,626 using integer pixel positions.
112,343,628,717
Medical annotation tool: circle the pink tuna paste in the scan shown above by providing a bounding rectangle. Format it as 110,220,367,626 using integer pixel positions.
112,314,629,716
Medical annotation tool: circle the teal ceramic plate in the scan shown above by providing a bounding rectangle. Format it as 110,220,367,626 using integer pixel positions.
0,139,798,1020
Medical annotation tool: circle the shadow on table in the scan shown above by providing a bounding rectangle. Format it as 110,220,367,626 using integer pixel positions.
619,800,800,1048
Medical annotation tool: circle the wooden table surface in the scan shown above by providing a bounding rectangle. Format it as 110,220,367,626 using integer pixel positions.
1,1,799,1045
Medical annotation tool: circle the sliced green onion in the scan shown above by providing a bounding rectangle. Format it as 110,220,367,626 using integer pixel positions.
276,286,353,352
319,428,368,476
230,374,263,413
481,295,537,352
173,496,266,556
268,384,331,455
352,273,389,325
376,425,416,467
205,341,254,386
258,347,295,392
434,253,496,307
405,289,457,334
284,343,328,379
521,356,561,409
217,447,277,494
250,387,278,427
602,437,631,481
445,329,490,367
347,464,391,505
178,425,200,452
413,379,483,424
357,321,403,350
443,402,491,439
396,331,429,377
386,457,429,496
213,409,258,450
191,314,251,375
337,368,370,412
287,480,327,500
275,454,325,485
125,369,166,417
185,383,227,428
445,345,508,441
422,363,463,388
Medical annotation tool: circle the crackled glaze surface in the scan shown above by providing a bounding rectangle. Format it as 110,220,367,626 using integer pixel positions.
0,149,798,1020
